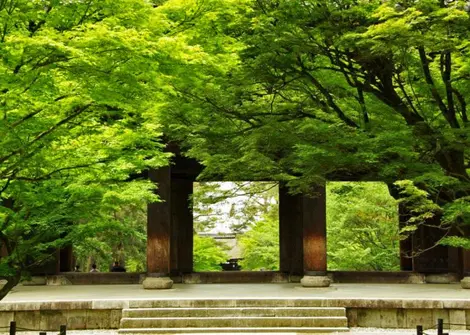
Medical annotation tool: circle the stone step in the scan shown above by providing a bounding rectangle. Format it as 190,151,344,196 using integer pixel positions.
120,316,348,328
122,307,346,318
129,299,327,309
118,327,349,334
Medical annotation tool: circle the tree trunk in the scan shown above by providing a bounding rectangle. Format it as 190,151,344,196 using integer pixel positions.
435,148,469,183
0,271,21,301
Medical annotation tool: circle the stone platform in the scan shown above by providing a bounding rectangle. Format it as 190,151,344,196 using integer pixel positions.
1,283,470,332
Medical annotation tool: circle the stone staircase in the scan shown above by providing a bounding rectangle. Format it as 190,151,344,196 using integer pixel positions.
118,299,349,334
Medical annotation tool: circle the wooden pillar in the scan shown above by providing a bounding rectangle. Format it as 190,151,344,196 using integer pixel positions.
55,249,61,274
171,178,194,274
460,249,470,288
59,246,74,272
462,249,470,277
448,244,460,273
459,226,470,279
413,222,449,273
147,167,171,275
302,185,327,275
279,185,303,275
279,185,291,273
398,204,413,271
399,237,414,271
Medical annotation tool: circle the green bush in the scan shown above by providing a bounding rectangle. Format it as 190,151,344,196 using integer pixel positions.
327,182,400,271
193,235,229,271
239,214,279,271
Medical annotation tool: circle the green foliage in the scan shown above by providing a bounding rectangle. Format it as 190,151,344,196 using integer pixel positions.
238,211,279,271
193,181,279,271
193,234,229,271
193,182,278,233
0,0,188,298
441,236,470,249
159,0,470,248
327,182,400,271
0,177,156,282
395,180,442,226
192,183,227,233
73,203,148,273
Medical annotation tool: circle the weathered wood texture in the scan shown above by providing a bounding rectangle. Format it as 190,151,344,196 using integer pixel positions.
147,167,171,274
279,185,303,275
171,178,194,274
302,185,327,273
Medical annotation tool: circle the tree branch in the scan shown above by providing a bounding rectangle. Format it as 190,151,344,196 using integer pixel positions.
12,162,105,182
452,88,468,124
440,51,459,128
0,103,92,166
0,178,11,196
299,68,359,128
361,80,424,126
395,72,422,119
356,86,369,125
418,47,459,128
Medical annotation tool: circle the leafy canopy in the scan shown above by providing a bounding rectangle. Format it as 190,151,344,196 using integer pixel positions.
160,0,470,246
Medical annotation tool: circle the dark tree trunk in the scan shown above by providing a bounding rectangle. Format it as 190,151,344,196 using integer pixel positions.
0,271,21,301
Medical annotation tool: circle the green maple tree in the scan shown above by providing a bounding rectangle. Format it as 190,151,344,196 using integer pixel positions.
0,0,197,299
160,0,470,251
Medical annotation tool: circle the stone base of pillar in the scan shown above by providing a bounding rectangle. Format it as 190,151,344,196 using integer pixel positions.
300,275,331,287
461,277,470,289
46,275,71,286
425,273,457,284
142,276,173,289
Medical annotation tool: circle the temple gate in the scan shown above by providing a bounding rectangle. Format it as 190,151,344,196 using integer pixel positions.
26,146,468,288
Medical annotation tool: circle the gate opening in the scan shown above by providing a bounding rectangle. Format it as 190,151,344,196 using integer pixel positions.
193,182,279,272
